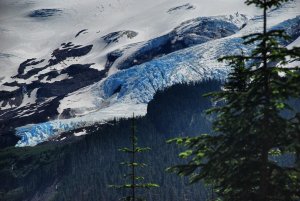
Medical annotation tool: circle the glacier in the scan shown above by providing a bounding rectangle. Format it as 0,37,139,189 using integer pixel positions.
98,37,247,104
15,103,148,146
16,34,244,147
15,14,300,146
15,121,87,147
1,0,299,146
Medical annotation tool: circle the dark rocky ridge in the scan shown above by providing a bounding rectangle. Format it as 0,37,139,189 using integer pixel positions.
105,17,240,70
105,15,300,71
17,58,45,75
102,30,138,46
0,64,107,147
28,9,63,18
167,3,196,13
49,43,93,66
75,29,88,38
13,43,93,80
0,41,103,147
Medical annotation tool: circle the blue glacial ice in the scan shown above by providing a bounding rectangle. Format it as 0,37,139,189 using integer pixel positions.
15,14,300,147
15,120,87,147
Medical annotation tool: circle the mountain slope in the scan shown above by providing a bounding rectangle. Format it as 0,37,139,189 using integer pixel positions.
0,0,300,147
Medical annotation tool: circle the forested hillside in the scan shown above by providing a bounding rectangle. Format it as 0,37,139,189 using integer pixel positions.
0,80,221,201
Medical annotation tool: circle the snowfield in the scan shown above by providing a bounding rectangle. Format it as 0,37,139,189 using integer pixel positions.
0,0,299,146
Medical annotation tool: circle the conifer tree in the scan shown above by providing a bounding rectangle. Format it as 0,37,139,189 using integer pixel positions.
110,114,159,201
168,0,300,201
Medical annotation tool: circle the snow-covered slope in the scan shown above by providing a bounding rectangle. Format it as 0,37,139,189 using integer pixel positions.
0,0,299,146
0,0,256,78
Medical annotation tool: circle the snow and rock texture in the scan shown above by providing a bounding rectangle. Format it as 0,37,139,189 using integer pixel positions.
105,15,246,71
0,0,299,146
167,3,196,14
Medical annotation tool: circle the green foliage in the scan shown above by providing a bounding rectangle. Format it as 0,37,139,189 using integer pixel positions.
169,1,300,201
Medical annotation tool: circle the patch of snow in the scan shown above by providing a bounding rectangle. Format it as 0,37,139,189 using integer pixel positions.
19,88,38,108
74,129,87,137
289,36,300,47
287,36,300,67
41,73,70,83
60,137,66,141
0,101,13,110
0,85,18,92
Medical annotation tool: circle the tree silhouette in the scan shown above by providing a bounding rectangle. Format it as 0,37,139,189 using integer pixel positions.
168,0,300,200
110,114,159,201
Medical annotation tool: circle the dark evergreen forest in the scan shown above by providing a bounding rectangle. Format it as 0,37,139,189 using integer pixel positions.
0,80,221,201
